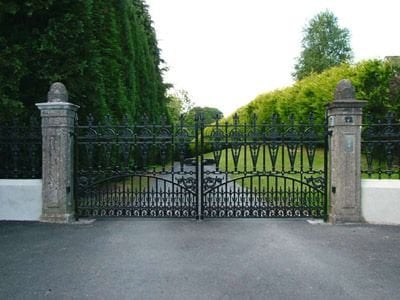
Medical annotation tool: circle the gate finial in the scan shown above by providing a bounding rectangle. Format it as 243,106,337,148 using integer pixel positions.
334,79,355,100
48,82,68,103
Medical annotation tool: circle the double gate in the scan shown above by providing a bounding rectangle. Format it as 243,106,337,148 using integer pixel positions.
75,113,328,219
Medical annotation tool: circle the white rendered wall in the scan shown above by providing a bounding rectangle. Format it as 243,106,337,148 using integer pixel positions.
362,179,400,225
0,180,42,221
1,178,399,223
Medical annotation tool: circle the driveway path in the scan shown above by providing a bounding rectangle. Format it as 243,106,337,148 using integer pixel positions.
0,219,399,299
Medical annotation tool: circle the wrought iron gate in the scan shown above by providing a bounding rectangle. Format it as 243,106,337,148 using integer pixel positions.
75,113,327,219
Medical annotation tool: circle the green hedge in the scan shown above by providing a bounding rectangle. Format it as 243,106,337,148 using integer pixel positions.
227,59,400,125
0,0,168,123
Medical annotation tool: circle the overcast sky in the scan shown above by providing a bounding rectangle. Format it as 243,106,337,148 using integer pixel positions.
146,0,400,116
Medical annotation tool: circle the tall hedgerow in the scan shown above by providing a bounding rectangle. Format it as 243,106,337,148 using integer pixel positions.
0,0,168,122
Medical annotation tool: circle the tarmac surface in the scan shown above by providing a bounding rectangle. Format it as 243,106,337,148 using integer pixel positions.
0,219,399,300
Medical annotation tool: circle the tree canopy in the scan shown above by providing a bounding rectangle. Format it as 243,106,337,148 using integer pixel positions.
166,89,194,125
0,0,168,123
184,106,223,127
293,10,353,80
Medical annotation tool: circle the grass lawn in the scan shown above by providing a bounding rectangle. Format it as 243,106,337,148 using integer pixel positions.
202,145,326,190
83,145,400,192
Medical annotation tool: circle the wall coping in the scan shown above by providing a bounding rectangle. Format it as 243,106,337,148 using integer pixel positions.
0,179,42,185
362,179,400,188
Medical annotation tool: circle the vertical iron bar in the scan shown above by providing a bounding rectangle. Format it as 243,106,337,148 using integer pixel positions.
147,176,150,216
263,138,266,173
130,175,134,215
292,177,295,216
250,176,253,215
139,176,142,215
225,121,229,177
244,122,247,175
279,124,283,175
171,120,175,210
73,118,79,218
200,113,205,219
300,124,304,185
195,113,201,219
324,114,329,221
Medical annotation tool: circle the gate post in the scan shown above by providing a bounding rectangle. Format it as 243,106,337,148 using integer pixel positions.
327,79,367,223
36,83,79,223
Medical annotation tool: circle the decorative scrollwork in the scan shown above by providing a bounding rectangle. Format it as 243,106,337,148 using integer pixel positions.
304,176,325,190
203,176,223,189
211,124,224,166
177,176,197,190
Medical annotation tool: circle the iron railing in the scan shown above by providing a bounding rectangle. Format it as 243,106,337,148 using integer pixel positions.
362,112,400,179
0,116,42,179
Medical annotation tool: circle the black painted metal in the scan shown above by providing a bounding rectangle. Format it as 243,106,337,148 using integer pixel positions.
200,113,327,218
75,113,328,218
0,116,42,179
362,113,400,179
75,114,199,217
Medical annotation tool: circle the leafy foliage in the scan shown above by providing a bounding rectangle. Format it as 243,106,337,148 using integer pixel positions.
229,59,400,125
166,89,194,125
293,10,353,80
0,0,168,122
184,106,224,127
166,90,223,127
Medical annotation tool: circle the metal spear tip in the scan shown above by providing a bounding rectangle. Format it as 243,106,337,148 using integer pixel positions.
334,79,355,100
48,82,68,103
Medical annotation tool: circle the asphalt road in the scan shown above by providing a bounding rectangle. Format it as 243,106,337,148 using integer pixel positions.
0,219,399,300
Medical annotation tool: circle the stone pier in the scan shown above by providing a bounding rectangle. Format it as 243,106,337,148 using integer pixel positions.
36,83,79,223
327,79,367,223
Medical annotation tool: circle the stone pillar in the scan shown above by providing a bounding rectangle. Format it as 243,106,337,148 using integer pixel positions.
36,83,79,223
327,79,367,223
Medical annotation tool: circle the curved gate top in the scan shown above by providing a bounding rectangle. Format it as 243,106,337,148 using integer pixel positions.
75,113,328,219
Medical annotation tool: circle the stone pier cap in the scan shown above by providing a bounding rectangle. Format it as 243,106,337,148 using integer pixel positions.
329,79,367,110
36,82,79,112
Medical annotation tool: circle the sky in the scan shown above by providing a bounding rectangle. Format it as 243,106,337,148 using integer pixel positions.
146,0,400,116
